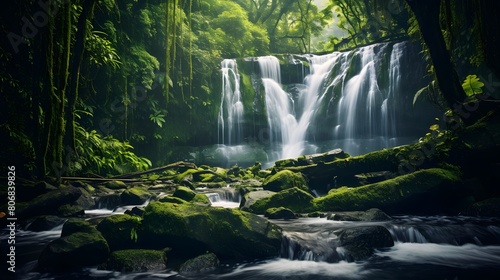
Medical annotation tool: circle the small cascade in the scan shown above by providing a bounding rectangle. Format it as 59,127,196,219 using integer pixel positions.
387,225,428,243
218,59,244,146
203,187,242,208
279,229,342,263
387,216,500,245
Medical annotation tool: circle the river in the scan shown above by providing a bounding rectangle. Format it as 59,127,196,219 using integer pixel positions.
2,190,500,279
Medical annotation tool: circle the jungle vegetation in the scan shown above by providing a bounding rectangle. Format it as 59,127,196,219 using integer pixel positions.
1,0,498,182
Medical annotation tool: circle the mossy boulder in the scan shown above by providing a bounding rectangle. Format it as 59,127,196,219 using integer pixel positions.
249,187,315,214
61,218,97,237
274,158,299,168
120,187,151,205
99,249,167,272
314,167,463,214
179,252,220,276
96,214,141,251
171,186,211,205
262,170,308,192
17,186,86,218
38,229,109,271
336,226,394,261
141,202,282,260
106,180,128,190
173,186,197,201
191,194,212,205
175,169,199,183
158,196,188,204
298,149,349,165
240,190,276,211
264,207,297,220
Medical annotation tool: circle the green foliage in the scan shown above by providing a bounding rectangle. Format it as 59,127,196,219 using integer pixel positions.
326,0,409,51
86,30,121,69
130,216,142,243
72,124,152,176
462,74,484,97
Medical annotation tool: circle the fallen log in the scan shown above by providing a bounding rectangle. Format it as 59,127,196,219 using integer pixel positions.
110,161,197,179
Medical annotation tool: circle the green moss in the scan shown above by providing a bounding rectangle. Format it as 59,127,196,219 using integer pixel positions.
175,169,200,183
121,187,151,205
191,194,212,205
141,202,282,260
314,167,462,213
62,218,97,237
38,231,109,271
96,214,141,251
173,186,197,201
106,180,127,190
262,170,308,192
250,187,315,214
158,196,188,204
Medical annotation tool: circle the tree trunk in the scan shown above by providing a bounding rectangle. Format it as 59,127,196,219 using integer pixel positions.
65,0,97,153
405,0,467,108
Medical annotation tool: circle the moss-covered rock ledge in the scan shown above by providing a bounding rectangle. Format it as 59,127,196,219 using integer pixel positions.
314,167,463,214
141,202,283,260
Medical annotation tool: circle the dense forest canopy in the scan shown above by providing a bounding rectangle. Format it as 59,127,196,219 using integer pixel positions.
1,0,498,182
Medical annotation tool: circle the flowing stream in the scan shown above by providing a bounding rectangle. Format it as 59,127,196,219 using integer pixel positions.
3,196,500,280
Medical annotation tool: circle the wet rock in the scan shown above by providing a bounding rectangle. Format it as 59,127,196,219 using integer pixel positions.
38,225,109,271
105,180,127,190
158,196,188,204
315,167,463,214
99,249,167,272
179,252,220,276
26,215,66,232
120,187,151,205
265,207,297,220
262,170,308,192
298,149,349,165
336,226,394,261
462,197,500,217
328,208,391,222
18,186,93,218
173,186,197,201
16,181,57,202
61,218,97,237
239,190,276,211
57,187,95,216
249,187,315,214
141,202,282,260
125,206,146,217
96,194,122,209
96,214,141,251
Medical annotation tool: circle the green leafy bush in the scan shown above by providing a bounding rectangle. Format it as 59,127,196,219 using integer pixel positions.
71,124,152,176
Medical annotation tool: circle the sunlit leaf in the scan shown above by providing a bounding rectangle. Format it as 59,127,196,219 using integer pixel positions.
462,74,484,97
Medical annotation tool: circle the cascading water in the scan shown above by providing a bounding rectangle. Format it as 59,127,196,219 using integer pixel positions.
218,59,244,146
215,41,438,167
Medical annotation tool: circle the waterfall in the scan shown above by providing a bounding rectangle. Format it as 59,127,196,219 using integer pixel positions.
383,42,403,145
215,41,438,167
218,59,244,146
